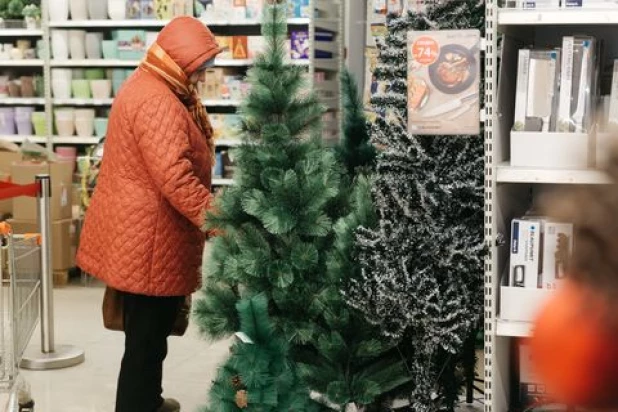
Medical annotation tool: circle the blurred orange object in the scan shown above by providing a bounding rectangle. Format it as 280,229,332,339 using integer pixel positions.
531,280,618,408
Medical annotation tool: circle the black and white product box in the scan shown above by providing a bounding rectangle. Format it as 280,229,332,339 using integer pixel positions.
504,0,560,7
541,222,573,290
518,343,552,408
563,0,618,7
510,219,542,288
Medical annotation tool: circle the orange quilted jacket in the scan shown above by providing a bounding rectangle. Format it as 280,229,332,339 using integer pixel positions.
77,17,220,296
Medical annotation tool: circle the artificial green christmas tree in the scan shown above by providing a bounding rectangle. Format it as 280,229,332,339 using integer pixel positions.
203,294,317,412
195,2,413,410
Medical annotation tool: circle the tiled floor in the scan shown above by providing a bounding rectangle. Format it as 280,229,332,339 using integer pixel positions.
20,284,230,412
17,284,484,412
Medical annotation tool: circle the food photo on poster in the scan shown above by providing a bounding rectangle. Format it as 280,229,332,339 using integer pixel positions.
408,29,481,135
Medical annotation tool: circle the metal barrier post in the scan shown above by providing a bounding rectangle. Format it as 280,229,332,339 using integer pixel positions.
20,175,85,370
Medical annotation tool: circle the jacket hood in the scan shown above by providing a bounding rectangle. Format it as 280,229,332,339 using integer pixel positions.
156,17,222,75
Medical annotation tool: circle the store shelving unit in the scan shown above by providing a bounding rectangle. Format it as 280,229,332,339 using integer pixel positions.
485,4,617,412
0,0,343,186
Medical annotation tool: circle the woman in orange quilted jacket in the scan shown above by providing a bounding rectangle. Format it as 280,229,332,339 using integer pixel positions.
77,17,221,412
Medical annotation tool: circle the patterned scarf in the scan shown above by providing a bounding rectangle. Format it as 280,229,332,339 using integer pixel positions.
140,42,215,160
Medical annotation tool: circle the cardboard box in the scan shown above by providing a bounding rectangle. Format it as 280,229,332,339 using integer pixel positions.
541,222,573,290
0,150,21,176
9,219,74,271
11,162,73,222
232,36,248,59
510,219,542,288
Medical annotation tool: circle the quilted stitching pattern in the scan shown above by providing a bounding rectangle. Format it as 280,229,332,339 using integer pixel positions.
77,68,212,297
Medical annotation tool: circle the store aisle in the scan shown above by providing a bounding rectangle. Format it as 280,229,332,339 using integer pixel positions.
20,284,230,412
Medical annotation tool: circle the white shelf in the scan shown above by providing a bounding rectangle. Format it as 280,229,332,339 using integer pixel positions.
498,8,618,26
53,136,101,144
51,59,140,67
0,98,45,105
0,29,44,37
212,178,234,186
48,17,311,28
53,98,114,106
0,135,46,144
496,163,610,184
496,319,533,338
202,99,241,107
215,139,242,147
0,60,43,67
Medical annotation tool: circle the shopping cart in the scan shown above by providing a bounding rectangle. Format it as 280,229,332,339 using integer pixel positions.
0,224,39,412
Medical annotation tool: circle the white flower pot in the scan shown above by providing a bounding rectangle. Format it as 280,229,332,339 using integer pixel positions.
90,80,112,99
108,0,126,20
88,0,108,19
69,30,86,60
25,17,38,30
70,0,88,20
85,33,103,59
75,118,94,137
49,0,70,21
52,79,72,99
51,30,69,60
55,109,75,137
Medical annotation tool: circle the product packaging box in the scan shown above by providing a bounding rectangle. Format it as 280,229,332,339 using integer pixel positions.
126,0,142,19
288,0,309,18
140,0,155,18
558,36,598,133
232,36,248,59
11,161,73,222
523,50,561,132
510,218,542,288
563,0,618,7
9,219,74,271
513,49,530,131
291,31,309,59
510,0,560,8
245,0,262,19
518,343,552,408
0,149,21,176
216,36,231,59
154,0,174,19
114,30,147,60
541,221,573,290
247,36,266,58
232,0,246,20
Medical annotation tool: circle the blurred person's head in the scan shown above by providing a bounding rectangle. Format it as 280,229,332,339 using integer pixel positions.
531,142,618,409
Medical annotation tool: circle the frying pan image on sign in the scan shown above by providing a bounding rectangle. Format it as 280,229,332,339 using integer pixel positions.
428,43,479,95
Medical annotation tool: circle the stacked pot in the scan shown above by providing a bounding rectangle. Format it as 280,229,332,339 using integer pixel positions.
0,107,40,136
54,108,99,138
50,0,109,21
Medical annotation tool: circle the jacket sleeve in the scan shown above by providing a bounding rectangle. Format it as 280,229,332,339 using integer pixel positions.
133,94,213,228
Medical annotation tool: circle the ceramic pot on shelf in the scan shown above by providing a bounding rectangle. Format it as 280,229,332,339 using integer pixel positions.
20,76,35,97
72,79,91,99
108,0,126,19
0,76,9,97
85,33,103,59
75,118,94,137
51,30,70,60
15,111,33,136
94,118,108,137
102,40,117,59
69,30,86,60
70,0,88,20
52,69,73,99
49,0,70,21
88,0,108,19
55,109,75,137
8,81,20,98
31,112,48,137
90,80,112,99
0,108,16,135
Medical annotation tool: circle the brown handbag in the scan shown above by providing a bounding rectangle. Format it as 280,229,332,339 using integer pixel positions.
102,286,191,337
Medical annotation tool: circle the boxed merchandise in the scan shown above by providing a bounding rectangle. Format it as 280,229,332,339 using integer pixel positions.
291,31,309,60
558,36,597,133
518,343,552,408
563,0,618,6
0,148,21,176
232,36,248,59
11,161,73,222
525,50,561,132
9,219,73,271
141,0,156,18
114,30,147,60
216,36,232,59
245,0,262,19
232,0,246,20
248,37,266,58
509,218,542,289
541,221,573,290
126,0,142,19
288,0,309,18
513,49,530,131
154,0,174,19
